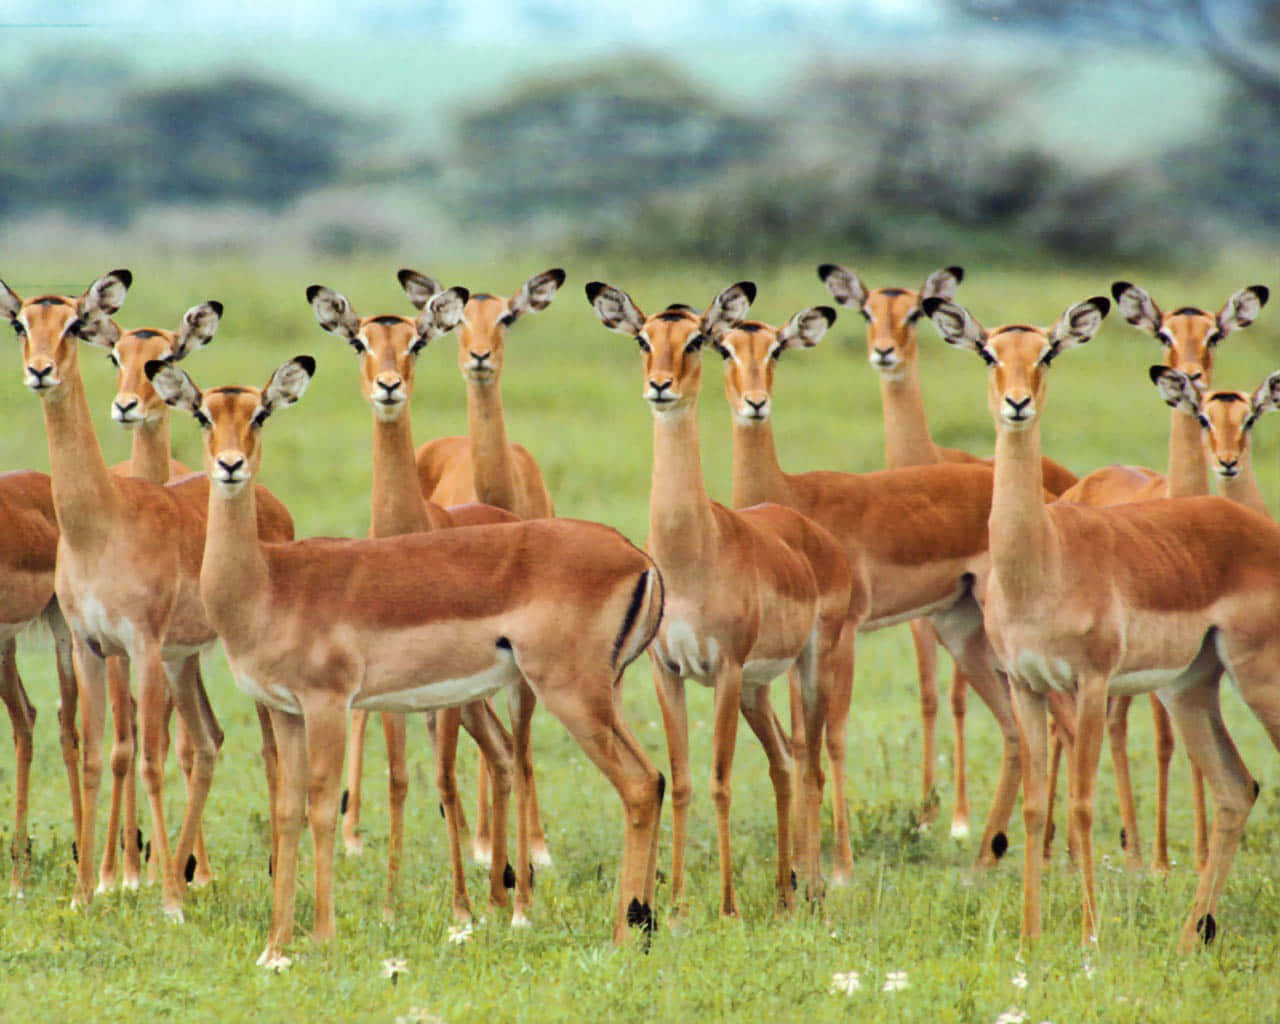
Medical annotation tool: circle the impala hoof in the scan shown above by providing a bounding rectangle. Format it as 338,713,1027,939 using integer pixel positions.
950,822,971,840
162,904,185,925
511,910,531,929
531,846,554,869
258,948,292,972
343,835,364,857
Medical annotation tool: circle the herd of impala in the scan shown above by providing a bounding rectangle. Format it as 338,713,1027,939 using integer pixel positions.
1,262,1276,967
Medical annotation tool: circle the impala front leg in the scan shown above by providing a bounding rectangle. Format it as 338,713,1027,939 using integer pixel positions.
1070,675,1108,946
907,618,941,824
381,710,409,919
98,654,135,893
741,680,796,912
434,705,473,923
342,708,370,855
261,708,306,966
651,657,691,916
301,700,348,944
1106,694,1144,870
1,641,35,897
48,614,84,873
71,637,107,910
1009,681,1048,945
709,661,744,919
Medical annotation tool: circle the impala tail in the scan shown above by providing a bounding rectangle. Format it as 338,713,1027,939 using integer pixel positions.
612,564,665,673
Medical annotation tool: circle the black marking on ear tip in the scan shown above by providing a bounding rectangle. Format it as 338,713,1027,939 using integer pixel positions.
208,300,224,317
1147,365,1169,384
340,789,349,814
184,853,197,882
1091,296,1112,318
585,281,607,303
1111,281,1134,301
503,862,516,889
110,269,133,288
546,267,567,286
305,285,323,303
816,306,837,326
1252,285,1271,306
921,296,944,317
737,281,758,304
450,286,471,306
991,831,1009,859
817,263,838,282
295,355,317,376
1197,913,1217,944
948,265,964,283
396,268,417,287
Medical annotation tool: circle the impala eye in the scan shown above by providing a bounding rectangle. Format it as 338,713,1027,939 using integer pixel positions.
713,341,730,360
860,309,871,322
636,335,651,353
11,320,24,337
769,346,783,362
684,332,703,353
1156,330,1173,347
348,337,367,354
251,407,270,428
194,408,212,429
905,309,922,325
1205,330,1223,347
107,351,120,367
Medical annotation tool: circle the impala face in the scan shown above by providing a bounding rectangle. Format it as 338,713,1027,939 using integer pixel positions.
308,283,469,423
399,267,565,386
148,356,315,496
924,296,1110,431
107,302,222,428
0,270,131,396
819,264,962,378
1150,365,1280,479
585,280,757,416
1112,280,1270,388
718,308,836,425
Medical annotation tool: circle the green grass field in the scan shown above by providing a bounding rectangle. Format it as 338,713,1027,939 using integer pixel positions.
3,253,1280,1022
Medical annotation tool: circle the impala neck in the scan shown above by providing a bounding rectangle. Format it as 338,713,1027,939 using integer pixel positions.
880,368,941,468
1166,408,1210,498
466,378,518,511
1220,453,1270,518
730,417,792,510
202,470,268,632
370,413,431,537
40,349,119,548
990,420,1055,604
649,407,716,565
129,416,174,484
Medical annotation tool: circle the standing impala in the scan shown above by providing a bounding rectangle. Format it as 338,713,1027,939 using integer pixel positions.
927,293,1280,949
0,270,288,919
306,279,529,923
1056,281,1269,875
586,280,859,914
820,262,1080,839
148,354,666,966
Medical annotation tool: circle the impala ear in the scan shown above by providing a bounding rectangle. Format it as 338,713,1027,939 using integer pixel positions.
1149,364,1202,417
411,286,470,353
0,278,21,321
1047,296,1110,352
777,306,836,350
922,297,993,364
306,285,361,342
80,269,132,318
817,263,867,309
171,300,222,361
259,356,316,418
919,265,964,303
1217,285,1270,337
1111,281,1161,335
504,267,566,326
1249,370,1280,423
397,268,443,311
145,359,203,416
702,281,756,342
585,281,646,337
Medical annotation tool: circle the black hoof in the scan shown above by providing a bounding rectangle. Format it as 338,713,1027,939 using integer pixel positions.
1197,913,1217,945
991,831,1009,859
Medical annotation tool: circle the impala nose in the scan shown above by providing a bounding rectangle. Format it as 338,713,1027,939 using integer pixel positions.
744,396,768,419
25,363,55,391
216,454,245,478
1004,395,1033,420
1217,457,1239,477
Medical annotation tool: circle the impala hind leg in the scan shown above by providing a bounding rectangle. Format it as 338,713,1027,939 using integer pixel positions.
823,620,854,885
1069,676,1108,946
174,662,218,886
508,685,552,869
342,708,370,855
48,611,84,873
460,699,515,920
381,710,409,919
652,658,692,916
434,706,473,923
907,619,941,827
1106,695,1144,870
955,661,1021,868
98,655,135,893
741,681,795,913
1148,695,1176,875
1,639,36,897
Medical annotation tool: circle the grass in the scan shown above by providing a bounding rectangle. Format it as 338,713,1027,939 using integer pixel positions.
3,252,1280,1022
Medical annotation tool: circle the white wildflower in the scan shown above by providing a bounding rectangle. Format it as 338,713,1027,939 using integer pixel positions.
382,957,409,983
1011,971,1029,989
829,971,861,995
994,1009,1028,1024
395,1009,445,1024
882,970,909,992
446,921,474,945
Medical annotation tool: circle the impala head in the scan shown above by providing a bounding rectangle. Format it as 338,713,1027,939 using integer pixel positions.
585,280,757,416
925,295,1110,431
1112,281,1269,388
147,356,315,496
307,281,468,422
1150,365,1280,479
106,301,222,428
399,266,564,385
819,263,962,378
717,307,836,424
0,269,131,397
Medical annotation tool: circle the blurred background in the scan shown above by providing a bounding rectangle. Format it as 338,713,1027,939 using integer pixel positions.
2,0,1277,271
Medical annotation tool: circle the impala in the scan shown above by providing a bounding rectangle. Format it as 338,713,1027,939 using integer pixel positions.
148,354,666,965
1,270,289,918
1056,281,1269,874
1,470,80,898
586,280,860,913
307,279,528,922
821,262,1081,841
927,292,1280,949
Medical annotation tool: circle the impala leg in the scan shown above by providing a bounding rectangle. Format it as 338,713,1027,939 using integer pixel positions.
1163,678,1256,953
71,638,107,909
651,657,691,916
163,655,222,919
48,612,84,869
955,660,1021,868
1070,675,1108,946
741,680,795,913
98,655,133,894
708,662,744,919
301,701,347,944
433,705,473,923
474,740,493,867
1106,694,1144,870
1,639,36,897
1190,765,1209,874
1043,731,1062,864
174,660,219,887
1009,682,1048,945
254,702,280,877
823,619,855,885
461,698,515,919
342,708,369,856
381,711,409,920
505,682,550,869
949,666,970,839
1149,695,1176,875
260,708,305,967
907,619,941,826
504,686,536,920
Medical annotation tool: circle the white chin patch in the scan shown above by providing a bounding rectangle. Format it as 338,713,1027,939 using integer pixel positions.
372,399,405,422
214,476,250,496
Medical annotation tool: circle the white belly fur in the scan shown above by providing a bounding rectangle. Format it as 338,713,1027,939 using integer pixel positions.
351,655,522,713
